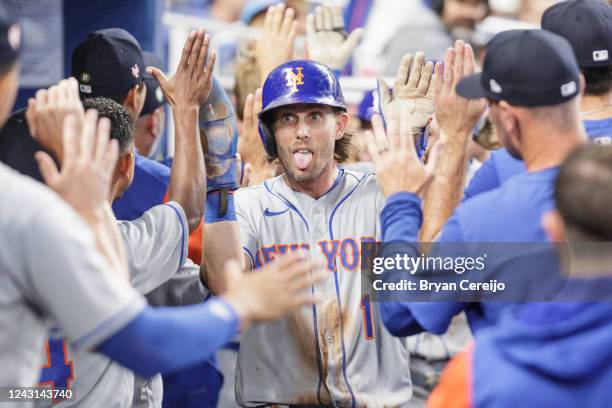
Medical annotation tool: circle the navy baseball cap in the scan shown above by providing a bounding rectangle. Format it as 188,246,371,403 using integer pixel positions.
542,0,612,68
0,3,21,65
141,52,167,116
71,28,152,99
456,29,580,107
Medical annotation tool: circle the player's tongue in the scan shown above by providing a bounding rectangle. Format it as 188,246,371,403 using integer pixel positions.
293,150,312,170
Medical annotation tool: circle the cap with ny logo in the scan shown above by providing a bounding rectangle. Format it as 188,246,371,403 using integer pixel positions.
71,28,152,99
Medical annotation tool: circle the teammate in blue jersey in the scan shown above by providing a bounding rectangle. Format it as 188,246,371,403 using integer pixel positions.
368,29,587,335
464,0,612,200
430,144,612,407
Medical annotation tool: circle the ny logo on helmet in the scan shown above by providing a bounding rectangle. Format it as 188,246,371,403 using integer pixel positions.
285,67,304,93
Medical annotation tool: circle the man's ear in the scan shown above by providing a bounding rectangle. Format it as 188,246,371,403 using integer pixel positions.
125,83,146,117
124,85,138,114
335,111,349,140
116,151,134,177
541,210,567,243
498,101,517,135
579,72,586,97
498,101,522,147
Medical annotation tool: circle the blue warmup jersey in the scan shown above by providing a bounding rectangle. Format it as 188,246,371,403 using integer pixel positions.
473,300,612,407
380,168,559,335
463,118,612,199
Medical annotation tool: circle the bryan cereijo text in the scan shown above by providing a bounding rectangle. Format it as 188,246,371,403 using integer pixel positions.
372,278,506,294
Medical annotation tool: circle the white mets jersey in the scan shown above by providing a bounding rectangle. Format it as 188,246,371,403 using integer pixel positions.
235,169,412,407
0,163,145,407
36,202,191,408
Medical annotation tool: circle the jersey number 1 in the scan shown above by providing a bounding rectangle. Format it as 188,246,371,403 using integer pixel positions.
360,295,375,340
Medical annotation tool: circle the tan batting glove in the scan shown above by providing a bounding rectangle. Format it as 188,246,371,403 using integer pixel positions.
378,52,435,135
305,5,363,71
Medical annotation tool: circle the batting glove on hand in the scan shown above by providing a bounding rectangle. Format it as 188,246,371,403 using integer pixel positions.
306,5,363,71
378,52,435,135
201,77,240,193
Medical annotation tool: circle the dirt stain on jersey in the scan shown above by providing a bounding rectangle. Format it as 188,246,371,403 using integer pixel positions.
286,308,332,405
317,295,360,406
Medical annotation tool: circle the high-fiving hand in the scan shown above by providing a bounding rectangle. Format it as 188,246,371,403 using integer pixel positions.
148,29,216,110
26,78,85,163
237,88,275,186
434,40,487,142
256,4,298,85
378,52,435,135
305,5,363,70
35,110,119,214
365,106,441,199
220,252,325,330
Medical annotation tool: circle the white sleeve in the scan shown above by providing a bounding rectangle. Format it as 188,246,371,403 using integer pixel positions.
374,175,387,240
235,192,260,269
118,201,189,295
20,193,146,350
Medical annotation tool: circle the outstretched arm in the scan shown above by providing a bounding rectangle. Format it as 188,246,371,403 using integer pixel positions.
420,41,487,242
148,29,214,233
99,253,324,377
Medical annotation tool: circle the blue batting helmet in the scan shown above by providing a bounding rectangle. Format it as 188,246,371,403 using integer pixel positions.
258,60,347,158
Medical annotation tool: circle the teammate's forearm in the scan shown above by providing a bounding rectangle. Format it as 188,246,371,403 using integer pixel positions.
379,302,425,337
202,221,244,294
97,298,239,378
168,106,206,232
420,131,470,242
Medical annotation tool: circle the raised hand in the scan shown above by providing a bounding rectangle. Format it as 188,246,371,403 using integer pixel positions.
220,252,325,329
305,4,363,70
237,88,275,186
238,89,265,165
434,40,487,142
418,41,487,242
365,106,441,198
35,110,119,213
148,29,216,110
256,4,298,85
26,78,85,163
378,52,435,135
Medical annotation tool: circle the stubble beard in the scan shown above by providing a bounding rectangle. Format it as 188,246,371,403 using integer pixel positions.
278,143,335,183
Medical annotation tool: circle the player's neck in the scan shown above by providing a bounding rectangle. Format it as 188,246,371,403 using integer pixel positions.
284,164,339,199
521,123,587,172
581,92,612,120
109,182,122,204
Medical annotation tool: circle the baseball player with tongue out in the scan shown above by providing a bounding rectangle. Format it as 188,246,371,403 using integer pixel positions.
201,56,437,407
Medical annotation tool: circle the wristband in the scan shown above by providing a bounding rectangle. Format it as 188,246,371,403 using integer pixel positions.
205,190,237,223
